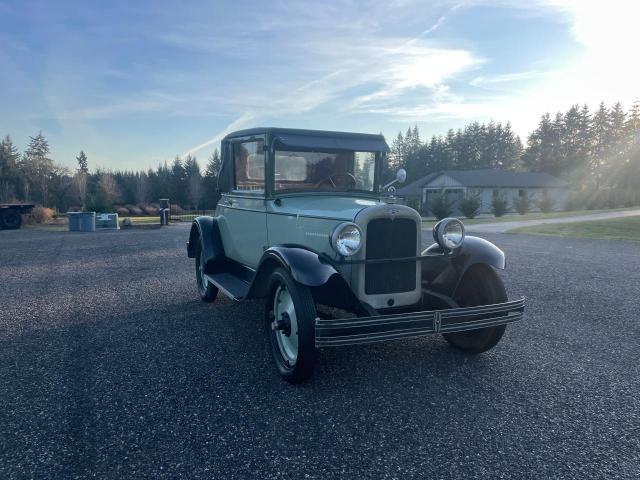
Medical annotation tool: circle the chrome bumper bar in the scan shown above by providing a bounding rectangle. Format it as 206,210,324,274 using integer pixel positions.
315,297,525,347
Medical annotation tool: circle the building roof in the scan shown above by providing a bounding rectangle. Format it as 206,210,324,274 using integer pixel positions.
396,169,568,195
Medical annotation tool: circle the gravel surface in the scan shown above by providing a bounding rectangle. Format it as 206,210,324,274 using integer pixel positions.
1,225,639,479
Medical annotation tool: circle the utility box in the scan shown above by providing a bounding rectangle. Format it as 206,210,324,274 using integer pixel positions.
67,212,96,232
96,213,119,230
68,212,80,231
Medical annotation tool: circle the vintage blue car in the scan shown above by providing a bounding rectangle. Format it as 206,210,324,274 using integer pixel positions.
187,127,524,382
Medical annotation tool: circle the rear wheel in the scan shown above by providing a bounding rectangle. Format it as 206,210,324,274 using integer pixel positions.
266,267,317,383
443,265,507,353
1,210,22,230
195,242,218,302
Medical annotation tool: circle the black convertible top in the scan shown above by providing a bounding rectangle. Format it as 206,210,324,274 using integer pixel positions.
223,127,390,152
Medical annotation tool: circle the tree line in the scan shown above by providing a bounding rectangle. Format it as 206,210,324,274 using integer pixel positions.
0,132,222,212
1,100,639,212
388,101,640,200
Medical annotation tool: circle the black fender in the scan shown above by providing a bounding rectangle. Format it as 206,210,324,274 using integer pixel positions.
186,217,225,270
421,235,506,300
246,246,363,312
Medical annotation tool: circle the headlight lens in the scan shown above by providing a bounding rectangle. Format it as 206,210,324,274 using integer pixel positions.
331,223,362,256
434,218,465,251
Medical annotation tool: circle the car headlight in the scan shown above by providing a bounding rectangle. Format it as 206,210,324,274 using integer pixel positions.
331,222,362,256
433,218,465,251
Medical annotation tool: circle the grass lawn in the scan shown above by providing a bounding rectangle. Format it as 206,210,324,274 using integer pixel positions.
421,207,638,229
508,215,640,242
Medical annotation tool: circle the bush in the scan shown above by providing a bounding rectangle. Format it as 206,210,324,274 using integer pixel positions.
140,204,158,215
404,196,421,212
114,206,130,216
537,191,554,213
513,194,531,215
30,205,54,224
85,193,112,213
491,195,508,217
428,191,453,220
458,193,482,219
170,204,184,214
621,188,640,207
125,204,143,216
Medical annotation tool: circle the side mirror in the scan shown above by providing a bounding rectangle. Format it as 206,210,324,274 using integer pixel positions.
382,168,408,191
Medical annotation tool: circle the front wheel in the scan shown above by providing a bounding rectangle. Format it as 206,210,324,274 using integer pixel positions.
266,268,317,383
443,265,508,353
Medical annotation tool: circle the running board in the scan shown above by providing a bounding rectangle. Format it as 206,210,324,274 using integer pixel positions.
204,262,254,301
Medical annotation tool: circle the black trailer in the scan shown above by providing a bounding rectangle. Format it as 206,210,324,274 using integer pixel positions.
0,203,35,230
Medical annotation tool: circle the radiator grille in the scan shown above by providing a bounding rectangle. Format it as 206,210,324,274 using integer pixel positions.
365,218,417,295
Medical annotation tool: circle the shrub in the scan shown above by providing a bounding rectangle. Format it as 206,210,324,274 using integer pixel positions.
30,205,54,224
458,193,482,219
85,193,111,213
115,206,130,216
428,191,453,220
563,191,586,211
621,188,639,207
537,191,554,213
125,204,143,216
491,195,508,217
513,194,531,215
170,204,184,214
404,196,421,212
140,204,158,216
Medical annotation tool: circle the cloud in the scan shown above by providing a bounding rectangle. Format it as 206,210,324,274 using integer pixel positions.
180,2,480,155
181,111,254,157
469,70,549,87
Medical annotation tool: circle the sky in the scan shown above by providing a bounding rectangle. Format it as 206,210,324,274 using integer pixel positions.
1,0,639,171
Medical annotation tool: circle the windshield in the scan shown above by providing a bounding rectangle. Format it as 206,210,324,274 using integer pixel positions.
274,150,378,193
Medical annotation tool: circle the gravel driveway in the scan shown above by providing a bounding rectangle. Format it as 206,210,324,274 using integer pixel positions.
1,226,639,479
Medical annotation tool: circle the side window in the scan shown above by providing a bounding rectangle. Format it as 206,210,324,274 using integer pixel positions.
234,140,265,192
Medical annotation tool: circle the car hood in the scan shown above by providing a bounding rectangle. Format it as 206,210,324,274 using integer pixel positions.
275,195,381,221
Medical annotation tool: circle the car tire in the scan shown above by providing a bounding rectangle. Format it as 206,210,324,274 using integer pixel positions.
266,267,317,383
443,264,508,353
1,211,22,230
195,242,219,302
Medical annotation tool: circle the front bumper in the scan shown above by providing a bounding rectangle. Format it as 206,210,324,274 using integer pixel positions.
315,298,525,347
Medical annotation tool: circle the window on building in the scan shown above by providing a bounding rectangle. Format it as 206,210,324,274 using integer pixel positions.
234,140,265,192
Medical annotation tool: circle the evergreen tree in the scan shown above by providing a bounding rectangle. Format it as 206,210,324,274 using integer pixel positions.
0,135,21,201
591,102,611,188
203,149,222,208
21,131,55,204
76,150,89,173
169,156,187,206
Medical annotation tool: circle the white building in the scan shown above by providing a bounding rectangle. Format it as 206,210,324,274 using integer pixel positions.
396,169,570,215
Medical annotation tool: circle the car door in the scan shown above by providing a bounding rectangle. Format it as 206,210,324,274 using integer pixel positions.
217,136,268,268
